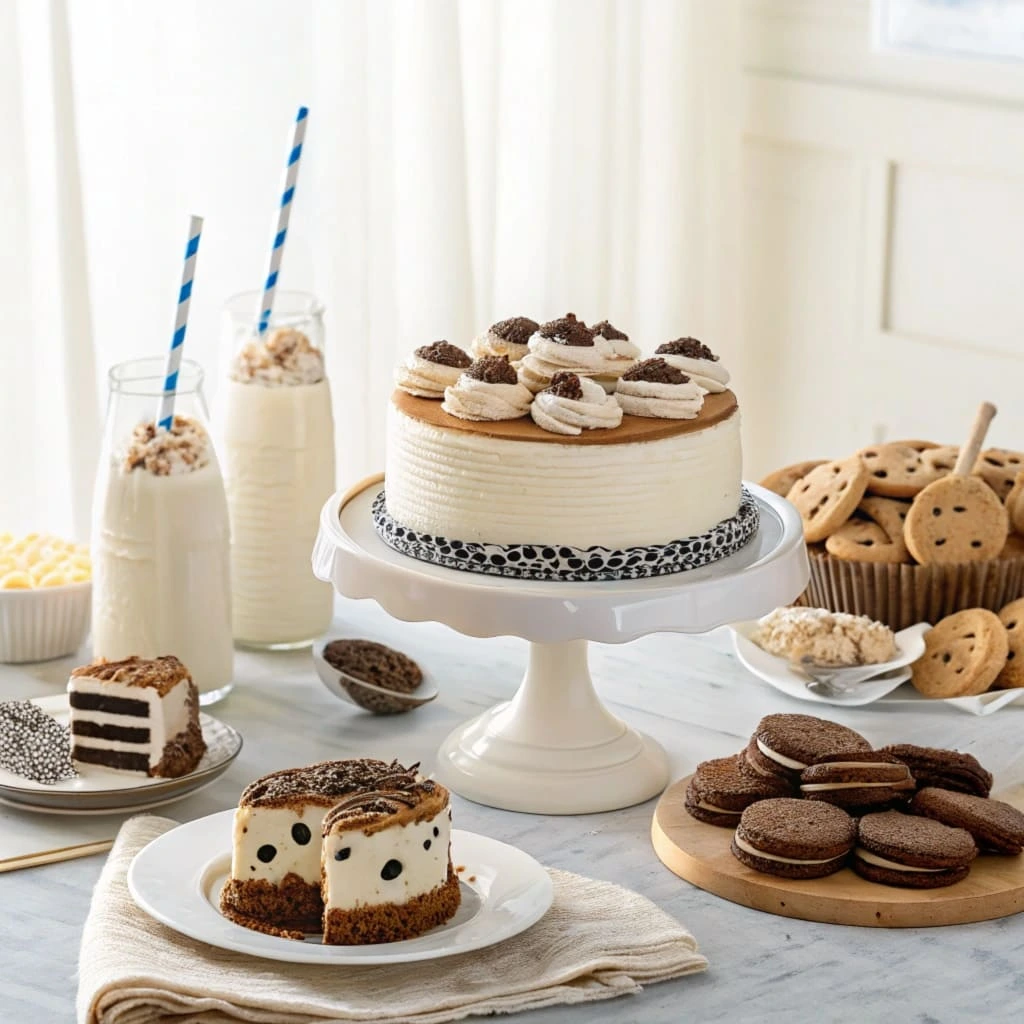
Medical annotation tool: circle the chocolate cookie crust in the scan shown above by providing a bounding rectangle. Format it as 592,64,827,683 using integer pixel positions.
684,755,791,827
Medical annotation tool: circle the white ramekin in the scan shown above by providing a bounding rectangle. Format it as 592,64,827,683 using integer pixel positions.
0,582,92,663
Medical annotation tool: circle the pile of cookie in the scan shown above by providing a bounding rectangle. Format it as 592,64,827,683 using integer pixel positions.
685,713,1024,888
913,600,1024,696
761,442,1024,564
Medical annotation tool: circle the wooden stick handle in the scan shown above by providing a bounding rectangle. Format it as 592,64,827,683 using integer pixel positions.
954,402,997,476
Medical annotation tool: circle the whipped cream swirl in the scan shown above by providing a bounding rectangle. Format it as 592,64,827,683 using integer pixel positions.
519,314,631,393
395,341,472,399
469,316,538,363
442,356,533,421
592,320,641,362
615,358,705,419
530,373,623,436
654,338,729,393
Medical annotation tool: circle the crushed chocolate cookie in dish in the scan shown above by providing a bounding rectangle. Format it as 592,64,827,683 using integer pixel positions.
616,358,706,420
656,337,719,361
654,336,731,393
464,355,520,385
538,313,595,347
415,341,473,368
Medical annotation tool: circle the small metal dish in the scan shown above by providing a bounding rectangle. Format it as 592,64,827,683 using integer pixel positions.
312,638,439,714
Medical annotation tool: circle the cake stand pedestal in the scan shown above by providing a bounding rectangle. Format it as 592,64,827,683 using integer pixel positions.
314,475,808,815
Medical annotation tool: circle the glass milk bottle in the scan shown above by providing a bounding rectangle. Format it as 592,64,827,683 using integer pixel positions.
91,359,234,703
217,290,336,649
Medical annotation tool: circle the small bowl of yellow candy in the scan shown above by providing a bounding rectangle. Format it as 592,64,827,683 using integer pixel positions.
0,533,92,663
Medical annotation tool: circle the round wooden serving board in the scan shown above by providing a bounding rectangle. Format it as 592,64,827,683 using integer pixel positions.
651,775,1024,928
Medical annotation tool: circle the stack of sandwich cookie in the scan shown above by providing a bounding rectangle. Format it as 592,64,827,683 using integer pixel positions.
740,714,871,784
853,811,977,888
799,752,916,814
909,789,1024,855
684,755,791,827
879,744,992,797
731,799,856,879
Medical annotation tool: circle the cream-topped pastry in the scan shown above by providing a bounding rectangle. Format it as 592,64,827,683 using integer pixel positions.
441,356,533,422
531,372,622,436
615,358,705,419
591,320,641,363
655,337,730,393
469,316,538,363
519,314,625,393
395,341,472,399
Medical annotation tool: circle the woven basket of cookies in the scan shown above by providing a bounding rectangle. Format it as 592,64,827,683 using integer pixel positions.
761,403,1024,632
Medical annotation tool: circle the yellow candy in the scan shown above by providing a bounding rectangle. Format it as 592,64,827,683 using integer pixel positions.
30,559,57,578
68,568,90,584
0,532,12,547
37,571,70,587
0,570,33,589
68,553,91,570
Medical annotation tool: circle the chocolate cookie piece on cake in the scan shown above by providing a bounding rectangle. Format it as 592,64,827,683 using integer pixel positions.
853,811,976,888
730,798,855,879
879,744,992,797
799,751,915,814
741,714,871,784
909,788,1024,855
684,754,792,827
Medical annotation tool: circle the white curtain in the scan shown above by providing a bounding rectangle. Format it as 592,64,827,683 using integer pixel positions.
1,0,740,540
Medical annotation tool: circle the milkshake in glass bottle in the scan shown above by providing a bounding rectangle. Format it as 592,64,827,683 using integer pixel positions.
218,290,336,649
91,358,234,703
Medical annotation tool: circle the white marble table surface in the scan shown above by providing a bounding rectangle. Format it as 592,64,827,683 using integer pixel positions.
3,597,1024,1024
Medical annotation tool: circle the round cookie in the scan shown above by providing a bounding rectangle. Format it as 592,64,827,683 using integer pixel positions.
742,714,871,783
909,788,1024,855
786,456,869,544
684,754,792,828
888,439,940,451
974,448,1024,501
879,744,992,797
910,609,1009,698
904,475,1009,564
858,443,945,499
759,460,827,498
858,496,911,560
825,519,905,564
853,811,977,888
799,751,916,814
920,445,959,475
1004,470,1024,535
995,597,1024,690
731,798,855,879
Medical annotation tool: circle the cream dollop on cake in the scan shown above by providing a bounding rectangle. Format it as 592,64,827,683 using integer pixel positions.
519,314,631,393
469,316,538,363
441,356,533,421
231,327,325,387
751,608,897,666
655,337,730,393
531,372,623,436
67,656,206,777
591,319,641,363
395,341,472,399
615,358,705,419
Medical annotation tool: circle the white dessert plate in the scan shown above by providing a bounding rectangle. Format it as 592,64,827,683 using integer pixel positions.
731,622,1024,714
0,695,242,813
128,809,553,964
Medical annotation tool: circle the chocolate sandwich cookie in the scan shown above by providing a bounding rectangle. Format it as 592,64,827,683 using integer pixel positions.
909,788,1024,855
853,811,977,888
799,751,915,814
741,714,871,783
731,798,856,879
684,754,792,828
878,744,992,797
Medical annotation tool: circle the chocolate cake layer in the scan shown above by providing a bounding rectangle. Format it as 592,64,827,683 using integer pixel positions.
71,746,150,773
71,721,150,743
68,692,149,717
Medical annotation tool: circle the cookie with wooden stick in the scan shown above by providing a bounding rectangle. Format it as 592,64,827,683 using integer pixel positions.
904,403,1009,564
786,455,869,543
973,448,1024,501
858,443,947,499
910,608,1008,698
759,460,827,498
994,597,1024,691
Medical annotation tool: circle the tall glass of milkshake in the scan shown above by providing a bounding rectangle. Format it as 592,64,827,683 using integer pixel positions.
91,358,234,703
217,290,336,649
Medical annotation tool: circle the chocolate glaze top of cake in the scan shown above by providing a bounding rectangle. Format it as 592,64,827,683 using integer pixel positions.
323,777,448,836
240,758,431,811
70,656,190,698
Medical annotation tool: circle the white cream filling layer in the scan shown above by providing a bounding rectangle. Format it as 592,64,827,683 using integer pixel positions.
323,811,451,910
696,800,739,815
734,833,846,866
385,403,742,548
230,804,331,886
854,848,944,873
801,781,904,792
67,676,190,770
756,739,807,770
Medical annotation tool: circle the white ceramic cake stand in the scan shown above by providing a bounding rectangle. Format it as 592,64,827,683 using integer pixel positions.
313,475,808,815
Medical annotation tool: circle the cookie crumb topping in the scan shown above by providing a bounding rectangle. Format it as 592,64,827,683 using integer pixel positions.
413,341,472,369
121,416,211,476
538,313,595,347
464,355,519,385
490,317,538,345
546,371,584,400
591,320,629,342
621,357,689,385
656,337,718,361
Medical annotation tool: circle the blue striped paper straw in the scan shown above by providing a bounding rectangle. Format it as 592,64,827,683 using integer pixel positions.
256,105,309,335
157,214,203,430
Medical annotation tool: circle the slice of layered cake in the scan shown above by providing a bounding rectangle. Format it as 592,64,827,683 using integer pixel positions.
322,776,459,944
67,656,206,777
220,757,456,937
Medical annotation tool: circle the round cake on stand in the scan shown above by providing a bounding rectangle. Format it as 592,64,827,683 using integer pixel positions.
313,475,808,815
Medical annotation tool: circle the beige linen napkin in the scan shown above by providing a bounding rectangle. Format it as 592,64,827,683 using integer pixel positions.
78,816,707,1024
